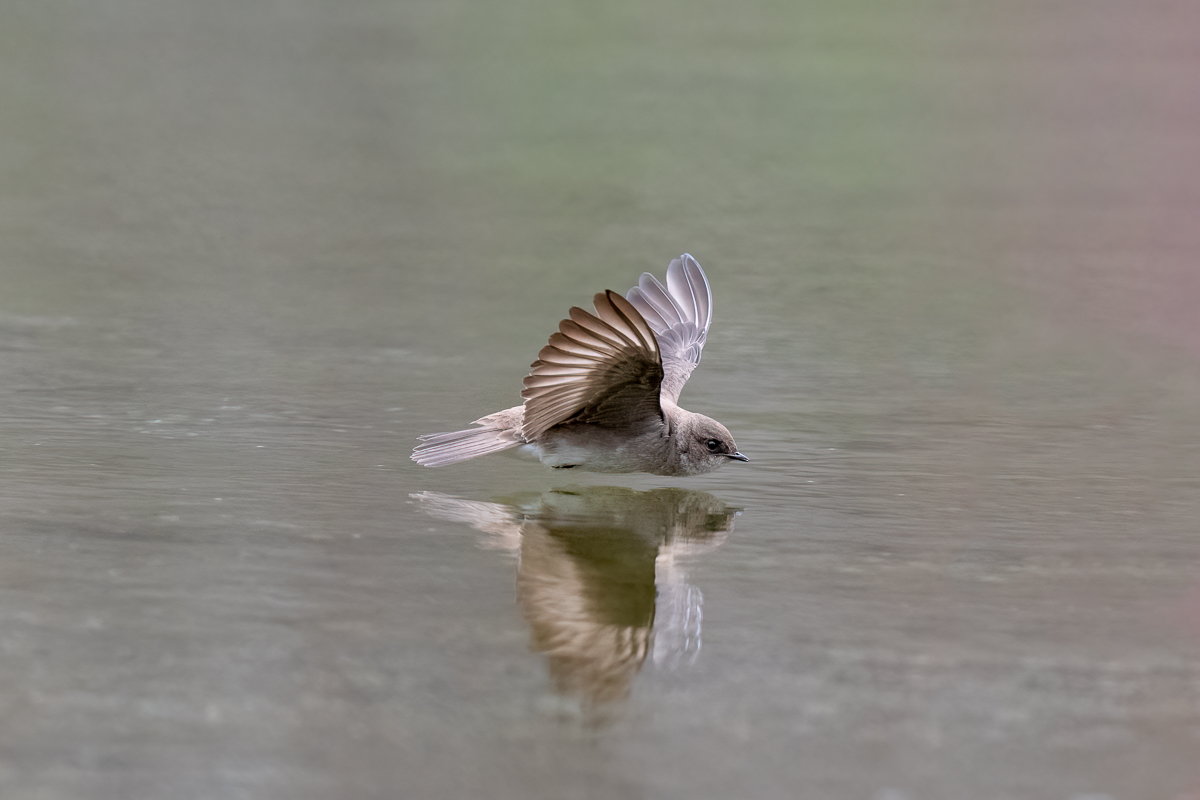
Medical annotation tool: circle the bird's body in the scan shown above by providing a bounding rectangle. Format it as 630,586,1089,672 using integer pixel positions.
412,254,746,477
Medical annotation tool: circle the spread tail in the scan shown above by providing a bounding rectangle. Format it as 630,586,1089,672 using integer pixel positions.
412,407,525,467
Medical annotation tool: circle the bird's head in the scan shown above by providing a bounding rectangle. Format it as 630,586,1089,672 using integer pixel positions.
674,413,748,475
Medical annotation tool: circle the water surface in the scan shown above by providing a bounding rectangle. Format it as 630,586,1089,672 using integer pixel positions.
2,2,1199,799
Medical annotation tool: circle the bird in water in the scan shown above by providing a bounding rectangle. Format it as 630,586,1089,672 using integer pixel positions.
412,253,747,476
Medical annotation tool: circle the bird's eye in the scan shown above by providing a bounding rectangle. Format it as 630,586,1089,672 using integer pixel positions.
705,439,722,453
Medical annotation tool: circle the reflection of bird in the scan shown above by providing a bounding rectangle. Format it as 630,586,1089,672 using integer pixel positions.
517,519,657,705
412,486,739,707
412,254,748,475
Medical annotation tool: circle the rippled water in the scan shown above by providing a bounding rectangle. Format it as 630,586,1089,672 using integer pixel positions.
2,1,1199,799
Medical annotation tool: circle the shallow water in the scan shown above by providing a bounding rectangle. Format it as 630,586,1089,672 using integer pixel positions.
2,1,1199,799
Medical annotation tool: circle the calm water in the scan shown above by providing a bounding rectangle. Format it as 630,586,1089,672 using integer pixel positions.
2,2,1199,799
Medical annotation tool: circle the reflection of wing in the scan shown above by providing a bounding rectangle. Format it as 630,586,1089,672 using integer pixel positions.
652,554,703,671
517,522,655,706
625,254,713,404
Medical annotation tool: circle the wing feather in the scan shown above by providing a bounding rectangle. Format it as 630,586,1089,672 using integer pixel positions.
521,290,664,439
624,253,714,404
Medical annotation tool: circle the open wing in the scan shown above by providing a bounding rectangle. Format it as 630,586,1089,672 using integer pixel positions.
624,254,712,405
521,290,664,439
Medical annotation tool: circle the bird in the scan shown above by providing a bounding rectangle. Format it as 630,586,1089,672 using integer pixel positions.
411,253,747,476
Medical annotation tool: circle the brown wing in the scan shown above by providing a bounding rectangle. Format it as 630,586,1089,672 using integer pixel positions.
521,290,664,439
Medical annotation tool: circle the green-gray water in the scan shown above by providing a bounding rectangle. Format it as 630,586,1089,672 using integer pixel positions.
3,2,1199,798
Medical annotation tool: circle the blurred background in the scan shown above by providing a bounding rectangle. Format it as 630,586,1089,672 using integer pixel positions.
2,1,1199,798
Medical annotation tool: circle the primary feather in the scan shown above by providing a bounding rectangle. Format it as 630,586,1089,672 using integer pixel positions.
624,253,712,404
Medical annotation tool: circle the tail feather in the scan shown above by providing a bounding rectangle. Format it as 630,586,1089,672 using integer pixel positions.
412,425,523,467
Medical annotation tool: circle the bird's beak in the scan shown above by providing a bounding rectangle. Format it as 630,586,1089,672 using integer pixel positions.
727,452,749,462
